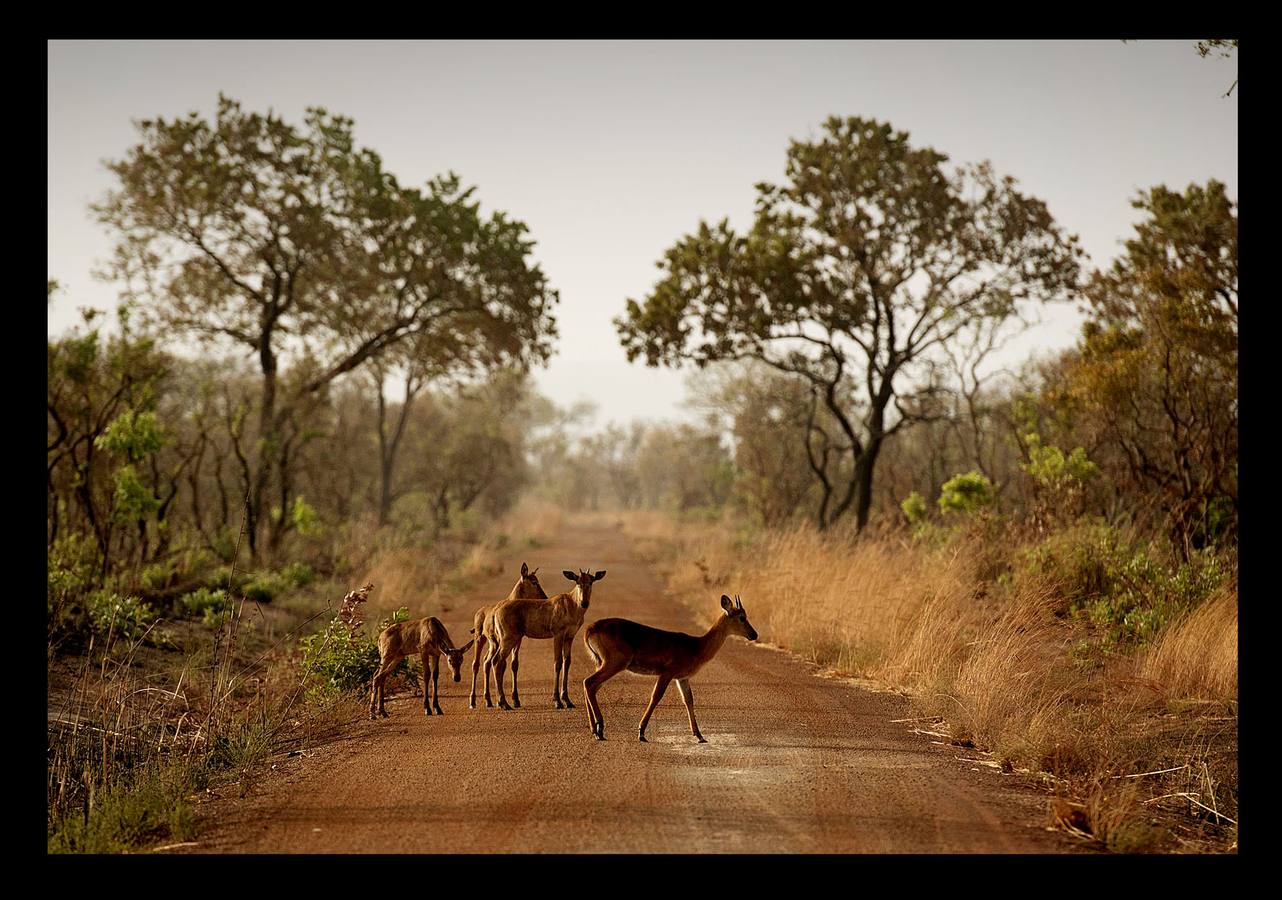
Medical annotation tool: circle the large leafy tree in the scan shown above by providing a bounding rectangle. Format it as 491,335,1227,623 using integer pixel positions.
1054,181,1237,555
617,117,1082,531
95,96,557,556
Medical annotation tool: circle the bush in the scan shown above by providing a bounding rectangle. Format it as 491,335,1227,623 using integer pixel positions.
242,572,289,604
279,562,314,589
1018,522,1231,644
938,471,994,516
299,620,380,699
178,587,230,627
48,533,102,631
900,491,928,525
86,591,156,643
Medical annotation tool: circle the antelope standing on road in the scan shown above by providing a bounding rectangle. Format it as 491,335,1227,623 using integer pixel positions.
369,616,474,719
469,563,547,709
490,568,605,710
582,593,758,742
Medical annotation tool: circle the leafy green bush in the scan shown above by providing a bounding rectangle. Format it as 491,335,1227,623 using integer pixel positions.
242,572,289,604
900,491,928,525
938,471,994,516
1019,522,1231,644
48,533,102,608
279,562,314,589
299,607,416,700
86,591,156,642
139,560,177,592
178,587,230,627
204,565,249,593
300,620,380,699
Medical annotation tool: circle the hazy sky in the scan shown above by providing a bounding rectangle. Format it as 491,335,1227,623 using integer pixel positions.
47,40,1238,427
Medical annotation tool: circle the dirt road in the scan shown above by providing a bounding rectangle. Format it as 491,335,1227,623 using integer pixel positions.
191,519,1081,853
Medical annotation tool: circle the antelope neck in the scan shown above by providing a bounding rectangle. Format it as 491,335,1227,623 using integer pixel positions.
695,616,733,661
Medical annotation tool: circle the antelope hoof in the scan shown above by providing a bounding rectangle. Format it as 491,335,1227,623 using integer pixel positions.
485,698,493,708
513,698,521,709
469,700,476,709
498,700,512,711
433,705,443,716
696,735,707,744
638,732,648,743
379,710,389,719
563,697,575,709
424,707,433,716
554,698,564,709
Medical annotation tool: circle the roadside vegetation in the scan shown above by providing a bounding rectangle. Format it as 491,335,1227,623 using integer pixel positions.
51,77,1234,854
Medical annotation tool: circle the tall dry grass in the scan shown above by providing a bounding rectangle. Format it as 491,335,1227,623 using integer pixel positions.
623,510,1238,851
1141,588,1238,703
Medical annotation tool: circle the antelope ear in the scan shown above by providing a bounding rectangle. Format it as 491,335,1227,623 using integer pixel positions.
593,570,606,582
459,639,475,654
720,594,734,612
521,562,529,576
563,570,577,582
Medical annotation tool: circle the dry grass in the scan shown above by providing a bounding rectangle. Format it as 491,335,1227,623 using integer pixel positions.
620,510,1238,853
1140,587,1238,703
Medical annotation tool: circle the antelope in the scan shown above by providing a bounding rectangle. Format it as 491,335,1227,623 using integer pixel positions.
369,615,474,719
468,562,547,709
490,568,605,711
582,593,758,742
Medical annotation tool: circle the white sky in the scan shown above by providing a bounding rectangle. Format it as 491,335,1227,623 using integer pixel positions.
48,39,1238,429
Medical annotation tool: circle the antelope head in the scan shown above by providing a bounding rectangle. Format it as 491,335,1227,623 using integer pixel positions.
518,562,547,600
563,568,606,609
719,594,758,642
444,639,476,682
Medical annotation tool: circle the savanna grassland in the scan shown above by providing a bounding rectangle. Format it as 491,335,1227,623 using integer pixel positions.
50,68,1235,854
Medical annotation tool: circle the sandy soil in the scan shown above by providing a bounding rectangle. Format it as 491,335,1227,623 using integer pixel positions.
184,519,1083,854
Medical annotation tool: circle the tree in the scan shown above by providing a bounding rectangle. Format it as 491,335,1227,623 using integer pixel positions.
1194,39,1238,97
617,116,1082,531
95,95,556,558
1054,181,1237,555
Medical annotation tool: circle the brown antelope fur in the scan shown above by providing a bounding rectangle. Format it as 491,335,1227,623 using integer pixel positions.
582,593,758,742
469,563,547,709
369,616,474,719
490,568,605,711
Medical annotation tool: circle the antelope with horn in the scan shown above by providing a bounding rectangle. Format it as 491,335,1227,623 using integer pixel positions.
489,567,605,710
468,562,547,709
582,593,757,742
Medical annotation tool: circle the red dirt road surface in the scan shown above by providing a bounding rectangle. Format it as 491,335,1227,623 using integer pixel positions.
188,520,1082,853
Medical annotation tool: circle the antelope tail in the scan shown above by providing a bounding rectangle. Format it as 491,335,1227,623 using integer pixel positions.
584,631,602,668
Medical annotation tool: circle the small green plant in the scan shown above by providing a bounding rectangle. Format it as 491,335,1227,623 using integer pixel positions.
278,562,314,589
242,572,289,604
299,620,380,699
178,587,231,627
900,491,928,525
139,560,177,592
47,762,198,854
86,591,156,642
290,496,322,537
938,471,994,516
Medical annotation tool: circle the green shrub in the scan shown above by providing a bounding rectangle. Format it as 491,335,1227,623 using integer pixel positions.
900,491,928,525
938,471,994,516
86,591,156,643
48,532,102,612
279,562,314,589
139,560,177,592
242,572,289,604
204,564,249,593
178,587,230,627
1019,522,1231,644
300,620,380,699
